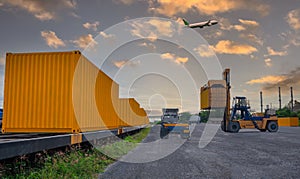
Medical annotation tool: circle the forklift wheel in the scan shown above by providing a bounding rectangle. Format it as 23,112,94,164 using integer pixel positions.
267,121,278,132
228,121,240,133
221,120,225,131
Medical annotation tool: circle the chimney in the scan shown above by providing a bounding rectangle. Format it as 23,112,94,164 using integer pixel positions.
260,91,263,113
291,87,294,111
278,87,281,109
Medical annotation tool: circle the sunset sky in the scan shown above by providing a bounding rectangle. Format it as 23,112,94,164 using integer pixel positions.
0,0,300,113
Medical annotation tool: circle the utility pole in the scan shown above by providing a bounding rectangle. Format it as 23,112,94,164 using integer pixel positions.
278,87,281,110
260,91,263,113
291,87,294,112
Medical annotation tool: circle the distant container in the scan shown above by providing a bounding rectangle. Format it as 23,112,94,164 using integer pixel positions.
3,51,123,133
118,98,148,127
278,117,299,127
200,80,226,109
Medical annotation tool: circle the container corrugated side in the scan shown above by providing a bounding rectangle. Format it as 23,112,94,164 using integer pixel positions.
278,117,299,127
201,80,226,109
3,51,120,133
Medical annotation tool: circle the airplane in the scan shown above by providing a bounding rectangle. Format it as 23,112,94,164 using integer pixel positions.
182,18,218,28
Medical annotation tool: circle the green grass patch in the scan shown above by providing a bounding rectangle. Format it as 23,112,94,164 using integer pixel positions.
98,127,150,159
1,127,150,179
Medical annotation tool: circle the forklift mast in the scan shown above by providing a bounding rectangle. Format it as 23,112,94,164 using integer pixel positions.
222,68,231,132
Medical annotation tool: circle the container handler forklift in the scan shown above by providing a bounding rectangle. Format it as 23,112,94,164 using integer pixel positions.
221,69,278,133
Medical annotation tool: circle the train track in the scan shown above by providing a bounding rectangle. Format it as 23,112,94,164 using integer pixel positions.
0,126,146,161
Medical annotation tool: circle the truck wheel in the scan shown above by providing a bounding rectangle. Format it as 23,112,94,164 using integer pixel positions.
228,121,240,133
267,121,278,132
160,127,168,139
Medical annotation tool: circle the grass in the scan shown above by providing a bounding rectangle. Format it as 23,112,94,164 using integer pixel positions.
1,127,150,179
98,127,150,159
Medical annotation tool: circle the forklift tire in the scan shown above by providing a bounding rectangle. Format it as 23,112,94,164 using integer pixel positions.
267,121,278,132
259,129,267,132
221,120,225,131
228,121,240,133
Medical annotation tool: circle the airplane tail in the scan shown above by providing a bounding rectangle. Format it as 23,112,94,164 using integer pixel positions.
182,18,189,26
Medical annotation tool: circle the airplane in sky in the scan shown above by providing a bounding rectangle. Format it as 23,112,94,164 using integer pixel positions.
182,18,218,28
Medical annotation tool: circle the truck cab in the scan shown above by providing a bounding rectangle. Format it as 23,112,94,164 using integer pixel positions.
160,108,190,139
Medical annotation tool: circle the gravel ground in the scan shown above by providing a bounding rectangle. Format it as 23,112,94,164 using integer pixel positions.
100,124,300,179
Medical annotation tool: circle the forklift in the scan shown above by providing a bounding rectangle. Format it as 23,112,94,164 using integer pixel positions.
221,69,278,133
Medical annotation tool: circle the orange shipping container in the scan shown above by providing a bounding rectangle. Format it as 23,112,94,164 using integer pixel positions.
117,98,148,127
3,51,120,133
278,117,299,127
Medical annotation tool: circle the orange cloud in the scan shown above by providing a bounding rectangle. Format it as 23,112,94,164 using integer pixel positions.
246,75,287,85
239,19,259,27
72,34,97,49
160,53,189,64
193,45,215,57
150,0,269,17
113,60,140,68
264,58,272,67
286,9,300,30
41,30,65,48
212,40,257,55
130,19,174,42
1,0,76,21
267,47,287,56
83,21,100,31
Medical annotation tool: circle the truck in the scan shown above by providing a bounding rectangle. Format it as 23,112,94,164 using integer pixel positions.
160,108,190,139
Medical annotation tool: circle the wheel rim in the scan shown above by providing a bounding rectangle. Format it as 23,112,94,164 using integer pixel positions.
271,124,276,130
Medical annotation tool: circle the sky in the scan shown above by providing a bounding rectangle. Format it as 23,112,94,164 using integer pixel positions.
0,0,300,114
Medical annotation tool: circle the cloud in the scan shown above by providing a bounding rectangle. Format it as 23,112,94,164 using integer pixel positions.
233,25,246,31
83,21,100,31
113,60,140,68
220,18,259,32
211,40,257,55
0,0,77,21
266,47,287,56
246,75,287,85
138,42,157,50
0,55,5,66
99,31,115,39
286,9,300,31
130,18,174,42
41,30,65,48
259,67,300,92
239,19,259,27
240,34,263,46
114,0,134,5
160,53,189,64
264,58,272,67
193,45,215,57
149,0,270,17
72,34,97,49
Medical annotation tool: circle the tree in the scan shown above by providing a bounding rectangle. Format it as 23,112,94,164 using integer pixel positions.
179,112,192,123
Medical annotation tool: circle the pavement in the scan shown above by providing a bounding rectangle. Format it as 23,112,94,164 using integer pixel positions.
99,124,300,179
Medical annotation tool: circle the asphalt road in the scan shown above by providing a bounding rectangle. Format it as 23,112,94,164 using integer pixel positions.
100,124,300,179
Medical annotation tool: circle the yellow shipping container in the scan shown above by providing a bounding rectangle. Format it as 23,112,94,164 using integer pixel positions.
200,80,226,109
3,51,121,133
278,117,299,127
117,98,149,127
